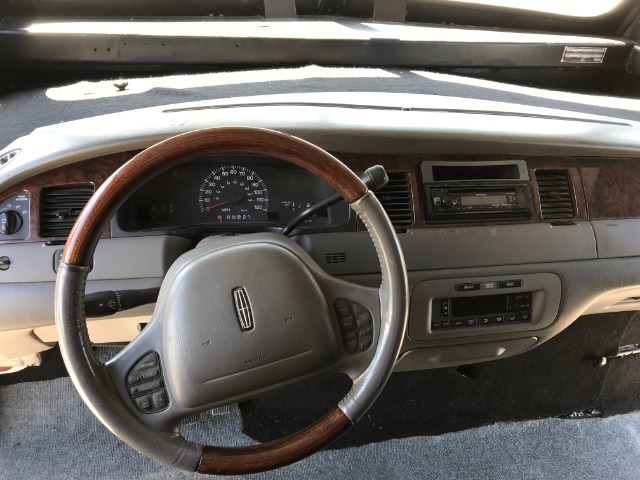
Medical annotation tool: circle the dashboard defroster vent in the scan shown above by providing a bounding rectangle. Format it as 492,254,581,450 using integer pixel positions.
40,185,94,238
325,252,347,264
376,172,413,228
535,170,575,220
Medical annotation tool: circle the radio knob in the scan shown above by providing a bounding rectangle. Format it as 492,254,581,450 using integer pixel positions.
441,195,455,209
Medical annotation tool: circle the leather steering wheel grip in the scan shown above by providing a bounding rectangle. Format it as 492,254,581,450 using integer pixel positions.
55,127,408,474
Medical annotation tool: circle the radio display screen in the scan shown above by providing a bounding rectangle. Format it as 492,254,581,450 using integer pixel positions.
451,294,508,317
460,194,507,206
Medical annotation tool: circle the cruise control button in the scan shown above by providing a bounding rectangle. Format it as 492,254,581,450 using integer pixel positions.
129,379,163,396
335,299,352,318
352,304,367,315
127,367,160,385
355,311,372,328
344,331,357,342
359,332,373,350
132,352,159,372
151,391,169,410
135,395,153,411
344,338,358,353
455,283,480,292
339,316,357,332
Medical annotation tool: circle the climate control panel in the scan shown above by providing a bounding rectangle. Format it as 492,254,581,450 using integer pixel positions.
432,291,532,330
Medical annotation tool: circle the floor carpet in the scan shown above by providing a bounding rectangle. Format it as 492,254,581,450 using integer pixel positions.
1,376,640,480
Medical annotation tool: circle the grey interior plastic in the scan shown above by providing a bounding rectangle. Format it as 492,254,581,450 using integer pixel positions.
0,236,189,331
296,223,596,275
3,92,640,194
591,219,640,258
0,236,190,283
395,337,538,371
159,239,340,409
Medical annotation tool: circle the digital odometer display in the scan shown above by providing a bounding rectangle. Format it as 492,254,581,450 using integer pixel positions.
198,166,269,223
460,194,507,206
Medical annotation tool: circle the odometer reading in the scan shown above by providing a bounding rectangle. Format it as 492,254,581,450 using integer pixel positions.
198,166,269,223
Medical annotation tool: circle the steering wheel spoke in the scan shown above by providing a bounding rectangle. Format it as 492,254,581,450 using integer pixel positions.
103,317,184,432
313,274,382,379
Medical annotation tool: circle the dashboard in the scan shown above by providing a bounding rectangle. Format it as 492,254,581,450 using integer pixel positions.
3,91,640,374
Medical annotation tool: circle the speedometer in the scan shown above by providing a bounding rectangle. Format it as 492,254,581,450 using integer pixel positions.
198,166,269,223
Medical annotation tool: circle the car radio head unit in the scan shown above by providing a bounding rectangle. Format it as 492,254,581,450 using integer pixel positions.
421,160,533,223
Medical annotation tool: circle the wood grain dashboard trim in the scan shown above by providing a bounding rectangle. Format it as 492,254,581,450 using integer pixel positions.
0,152,131,245
1,150,614,247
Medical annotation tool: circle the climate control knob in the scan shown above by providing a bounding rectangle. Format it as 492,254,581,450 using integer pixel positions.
0,210,23,235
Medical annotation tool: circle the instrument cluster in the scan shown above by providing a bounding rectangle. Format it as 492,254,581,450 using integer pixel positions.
116,155,353,234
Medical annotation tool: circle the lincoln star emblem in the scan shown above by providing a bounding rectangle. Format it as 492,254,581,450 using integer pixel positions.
233,287,254,331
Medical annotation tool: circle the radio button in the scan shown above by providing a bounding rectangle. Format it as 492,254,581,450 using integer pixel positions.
518,313,531,322
455,283,480,292
514,293,532,302
440,299,451,317
499,280,522,289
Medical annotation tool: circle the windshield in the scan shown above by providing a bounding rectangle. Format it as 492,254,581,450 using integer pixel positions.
449,0,625,17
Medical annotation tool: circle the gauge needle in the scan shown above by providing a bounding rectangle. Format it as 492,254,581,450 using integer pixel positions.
203,201,229,211
202,193,246,211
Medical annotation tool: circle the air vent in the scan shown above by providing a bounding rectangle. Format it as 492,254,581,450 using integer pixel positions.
535,170,575,220
376,172,413,228
325,252,347,264
40,185,94,237
0,149,20,168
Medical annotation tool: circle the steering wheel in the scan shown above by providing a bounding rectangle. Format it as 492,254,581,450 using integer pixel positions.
55,127,408,474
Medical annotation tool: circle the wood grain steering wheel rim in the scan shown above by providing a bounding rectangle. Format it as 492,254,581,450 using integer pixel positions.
55,127,408,475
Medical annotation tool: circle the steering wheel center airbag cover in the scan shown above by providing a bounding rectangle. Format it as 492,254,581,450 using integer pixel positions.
160,235,339,409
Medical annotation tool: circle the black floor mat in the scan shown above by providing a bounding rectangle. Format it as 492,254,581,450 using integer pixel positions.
240,312,640,448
